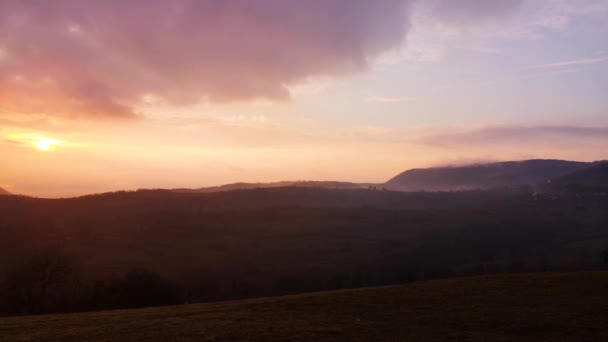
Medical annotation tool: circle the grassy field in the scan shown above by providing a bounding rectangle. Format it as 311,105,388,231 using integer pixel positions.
1,271,607,341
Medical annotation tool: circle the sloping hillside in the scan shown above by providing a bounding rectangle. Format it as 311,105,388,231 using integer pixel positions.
0,187,10,196
1,186,607,315
386,159,590,191
174,181,364,193
171,160,603,194
1,271,607,341
555,161,608,186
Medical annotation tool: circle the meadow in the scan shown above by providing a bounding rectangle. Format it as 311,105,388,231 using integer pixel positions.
1,271,607,341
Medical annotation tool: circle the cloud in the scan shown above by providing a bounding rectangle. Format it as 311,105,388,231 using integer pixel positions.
380,0,527,66
2,138,22,145
471,47,502,55
429,157,501,168
0,0,414,119
426,0,526,26
417,125,608,147
365,96,412,103
411,0,607,44
532,56,608,69
503,0,608,39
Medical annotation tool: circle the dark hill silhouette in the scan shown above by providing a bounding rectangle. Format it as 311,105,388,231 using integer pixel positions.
385,159,591,191
547,161,608,193
0,187,10,196
173,181,364,193
161,159,606,194
1,184,608,316
554,161,608,186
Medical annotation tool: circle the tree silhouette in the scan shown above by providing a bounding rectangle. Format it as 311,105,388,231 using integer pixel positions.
1,251,80,315
109,269,178,308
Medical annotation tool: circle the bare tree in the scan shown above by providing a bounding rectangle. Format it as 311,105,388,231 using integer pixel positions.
1,251,80,315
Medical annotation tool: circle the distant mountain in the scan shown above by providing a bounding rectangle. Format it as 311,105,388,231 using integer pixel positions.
174,181,365,193
385,159,591,191
0,187,11,196
170,160,606,194
551,161,608,190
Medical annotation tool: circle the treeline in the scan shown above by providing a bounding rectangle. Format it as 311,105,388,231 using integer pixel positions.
0,251,178,316
2,247,607,316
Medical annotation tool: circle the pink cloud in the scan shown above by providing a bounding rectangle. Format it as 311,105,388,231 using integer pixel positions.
0,0,413,119
417,125,608,147
426,0,525,25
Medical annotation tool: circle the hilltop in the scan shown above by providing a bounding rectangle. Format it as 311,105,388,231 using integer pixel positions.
5,159,605,198
553,161,608,187
1,271,607,341
167,159,605,194
173,181,364,193
385,159,592,191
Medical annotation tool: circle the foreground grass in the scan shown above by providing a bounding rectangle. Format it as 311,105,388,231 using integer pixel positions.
1,272,607,341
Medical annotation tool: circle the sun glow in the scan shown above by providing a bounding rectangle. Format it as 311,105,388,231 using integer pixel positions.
35,138,61,151
5,133,64,152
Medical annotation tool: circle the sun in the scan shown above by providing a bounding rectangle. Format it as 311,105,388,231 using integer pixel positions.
5,133,67,152
34,137,61,152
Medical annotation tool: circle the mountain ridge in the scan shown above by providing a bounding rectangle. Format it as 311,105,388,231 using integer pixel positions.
171,159,605,195
5,159,608,198
172,181,366,193
385,159,597,191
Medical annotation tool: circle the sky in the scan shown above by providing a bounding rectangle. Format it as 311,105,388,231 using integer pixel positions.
1,0,607,197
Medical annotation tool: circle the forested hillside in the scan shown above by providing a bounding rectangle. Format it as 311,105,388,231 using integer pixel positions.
1,185,607,315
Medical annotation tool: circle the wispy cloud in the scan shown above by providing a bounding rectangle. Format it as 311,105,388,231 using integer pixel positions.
417,125,608,147
365,96,413,103
426,0,526,26
471,47,501,55
532,57,608,69
2,139,23,145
